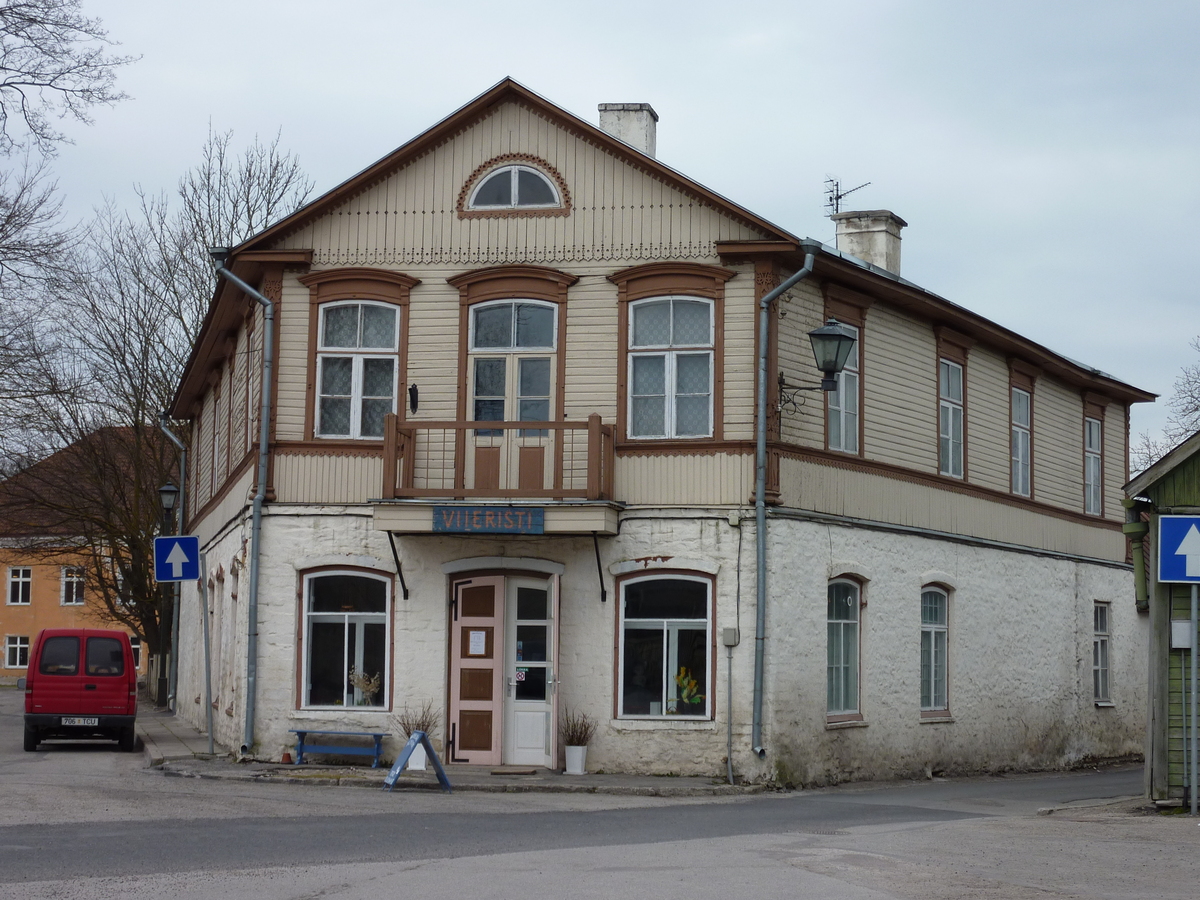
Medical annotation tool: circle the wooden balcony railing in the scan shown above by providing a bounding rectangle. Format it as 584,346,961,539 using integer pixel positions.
380,413,615,501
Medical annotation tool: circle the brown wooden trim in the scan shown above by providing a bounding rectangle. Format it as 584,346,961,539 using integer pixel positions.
823,283,873,326
1008,357,1041,387
920,709,952,719
455,153,572,219
265,266,283,502
238,250,313,264
1082,408,1105,517
185,449,256,533
611,263,733,443
274,440,386,457
301,268,417,441
935,325,973,364
613,568,717,721
1083,392,1109,421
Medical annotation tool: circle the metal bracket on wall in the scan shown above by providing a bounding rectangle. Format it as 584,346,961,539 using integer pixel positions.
386,531,410,600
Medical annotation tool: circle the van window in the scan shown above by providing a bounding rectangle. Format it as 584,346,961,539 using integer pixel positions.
86,637,125,676
39,636,79,675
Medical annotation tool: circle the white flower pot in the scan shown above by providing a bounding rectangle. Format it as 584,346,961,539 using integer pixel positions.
565,744,587,775
406,742,427,771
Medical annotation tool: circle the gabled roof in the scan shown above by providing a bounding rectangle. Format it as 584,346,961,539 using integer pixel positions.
1126,429,1200,498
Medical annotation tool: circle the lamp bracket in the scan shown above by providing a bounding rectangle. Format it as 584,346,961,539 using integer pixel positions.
777,372,827,416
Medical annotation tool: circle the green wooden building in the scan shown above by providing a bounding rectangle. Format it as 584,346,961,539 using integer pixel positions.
1126,429,1200,802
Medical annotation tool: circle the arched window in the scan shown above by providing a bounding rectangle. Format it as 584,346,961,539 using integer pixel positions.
316,301,400,439
301,571,390,709
469,165,560,209
618,574,712,718
827,579,860,716
921,587,949,713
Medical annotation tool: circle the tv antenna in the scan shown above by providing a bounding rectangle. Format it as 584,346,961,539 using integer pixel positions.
824,177,871,216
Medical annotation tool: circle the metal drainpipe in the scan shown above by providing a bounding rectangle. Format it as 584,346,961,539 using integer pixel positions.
158,415,187,710
752,243,819,757
210,254,274,756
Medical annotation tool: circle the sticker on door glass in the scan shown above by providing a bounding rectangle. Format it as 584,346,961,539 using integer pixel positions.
469,630,487,655
515,668,527,682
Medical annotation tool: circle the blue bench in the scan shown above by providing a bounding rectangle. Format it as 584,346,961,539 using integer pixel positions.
288,729,389,768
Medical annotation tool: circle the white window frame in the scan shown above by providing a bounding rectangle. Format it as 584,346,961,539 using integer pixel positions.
1084,416,1103,515
827,324,860,454
468,299,558,433
7,567,31,605
4,635,29,668
920,588,949,712
1011,387,1031,497
827,579,861,716
627,296,715,440
938,359,964,478
468,165,560,210
315,301,400,440
61,566,86,606
617,574,712,719
300,571,391,710
1093,602,1110,703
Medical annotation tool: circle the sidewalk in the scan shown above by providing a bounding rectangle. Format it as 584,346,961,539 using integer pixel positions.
135,704,768,797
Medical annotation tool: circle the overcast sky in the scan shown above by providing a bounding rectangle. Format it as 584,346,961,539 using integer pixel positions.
46,0,1200,447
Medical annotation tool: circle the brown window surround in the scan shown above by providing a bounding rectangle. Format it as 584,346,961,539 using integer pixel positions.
456,153,572,220
447,265,579,425
1009,359,1040,499
298,268,420,444
609,262,735,445
935,326,973,481
1083,391,1108,517
612,569,716,722
823,285,871,457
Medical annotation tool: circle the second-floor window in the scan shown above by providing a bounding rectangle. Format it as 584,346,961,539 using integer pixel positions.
8,567,31,605
62,567,85,605
938,360,964,478
469,300,557,435
316,301,400,439
1084,416,1103,515
628,296,713,439
1011,387,1031,497
828,324,860,453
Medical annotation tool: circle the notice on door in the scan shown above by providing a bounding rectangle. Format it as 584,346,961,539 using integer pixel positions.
468,630,487,656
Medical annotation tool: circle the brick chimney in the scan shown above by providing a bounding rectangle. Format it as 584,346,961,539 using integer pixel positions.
831,210,907,275
598,103,658,157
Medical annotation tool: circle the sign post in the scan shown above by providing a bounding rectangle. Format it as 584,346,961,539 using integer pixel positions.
1159,516,1200,815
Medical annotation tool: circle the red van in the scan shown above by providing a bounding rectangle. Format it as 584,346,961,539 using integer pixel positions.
21,628,138,752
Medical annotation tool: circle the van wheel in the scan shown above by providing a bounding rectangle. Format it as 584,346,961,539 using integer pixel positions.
118,726,136,753
23,722,39,752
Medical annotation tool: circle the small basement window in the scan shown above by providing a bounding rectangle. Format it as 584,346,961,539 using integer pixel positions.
469,165,560,209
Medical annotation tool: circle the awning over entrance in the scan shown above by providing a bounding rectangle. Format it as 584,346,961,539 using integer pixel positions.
371,500,622,535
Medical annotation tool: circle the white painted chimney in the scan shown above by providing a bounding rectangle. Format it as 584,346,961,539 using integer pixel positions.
831,210,907,275
598,103,658,158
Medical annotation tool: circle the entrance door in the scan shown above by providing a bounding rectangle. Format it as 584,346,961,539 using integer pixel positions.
503,577,557,767
448,577,504,764
448,574,558,767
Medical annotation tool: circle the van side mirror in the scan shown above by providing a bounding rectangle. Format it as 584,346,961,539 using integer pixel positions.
16,676,26,690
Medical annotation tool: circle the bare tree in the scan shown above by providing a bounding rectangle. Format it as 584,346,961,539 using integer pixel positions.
1132,335,1200,473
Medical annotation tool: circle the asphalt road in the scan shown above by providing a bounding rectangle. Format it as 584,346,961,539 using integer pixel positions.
2,687,1194,900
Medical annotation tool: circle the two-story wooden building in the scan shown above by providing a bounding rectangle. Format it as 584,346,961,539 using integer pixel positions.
170,79,1153,783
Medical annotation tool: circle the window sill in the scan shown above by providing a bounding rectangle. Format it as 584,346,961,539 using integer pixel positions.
1094,700,1115,708
826,719,868,730
920,713,954,723
613,718,715,731
291,707,390,716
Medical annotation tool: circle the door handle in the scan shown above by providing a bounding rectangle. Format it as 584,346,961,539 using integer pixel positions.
84,684,97,690
506,676,514,698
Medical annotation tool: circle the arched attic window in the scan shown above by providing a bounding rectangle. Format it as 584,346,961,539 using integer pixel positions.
457,155,571,219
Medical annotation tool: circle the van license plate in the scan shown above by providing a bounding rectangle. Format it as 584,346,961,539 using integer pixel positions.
61,717,98,726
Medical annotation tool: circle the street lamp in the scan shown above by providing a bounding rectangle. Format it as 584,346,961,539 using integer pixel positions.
808,319,858,391
159,483,179,533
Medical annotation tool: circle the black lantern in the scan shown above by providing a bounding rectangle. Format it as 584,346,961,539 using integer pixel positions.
808,319,857,391
159,483,179,512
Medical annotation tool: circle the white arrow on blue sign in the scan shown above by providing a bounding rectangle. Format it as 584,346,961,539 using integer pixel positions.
1158,516,1200,583
154,535,200,583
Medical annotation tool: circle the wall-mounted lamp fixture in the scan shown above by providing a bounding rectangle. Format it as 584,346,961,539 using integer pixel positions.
408,384,419,414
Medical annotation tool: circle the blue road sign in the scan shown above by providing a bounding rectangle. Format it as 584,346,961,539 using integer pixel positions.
154,535,200,583
1158,516,1200,583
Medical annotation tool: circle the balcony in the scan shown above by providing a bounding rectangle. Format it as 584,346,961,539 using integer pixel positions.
380,413,615,501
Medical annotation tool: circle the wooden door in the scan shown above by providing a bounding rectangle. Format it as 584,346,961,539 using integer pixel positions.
448,577,504,764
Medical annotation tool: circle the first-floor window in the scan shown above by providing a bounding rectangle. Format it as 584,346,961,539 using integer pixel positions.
62,566,86,605
303,572,390,708
1093,602,1110,702
8,567,31,605
827,580,860,715
921,588,949,711
4,635,28,668
619,575,711,717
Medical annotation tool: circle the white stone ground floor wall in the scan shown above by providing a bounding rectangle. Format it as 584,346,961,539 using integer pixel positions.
174,504,1146,785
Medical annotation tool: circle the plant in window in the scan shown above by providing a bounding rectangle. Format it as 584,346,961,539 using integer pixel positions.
669,666,705,713
347,666,381,705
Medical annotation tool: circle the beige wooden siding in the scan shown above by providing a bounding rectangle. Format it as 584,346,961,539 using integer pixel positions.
191,468,256,548
194,390,214,512
776,279,825,448
964,345,1010,493
408,274,467,421
778,456,1125,562
274,452,383,504
1031,378,1082,512
861,304,938,471
274,102,770,266
275,280,311,441
722,267,759,441
563,271,618,423
617,452,752,506
1104,402,1128,519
